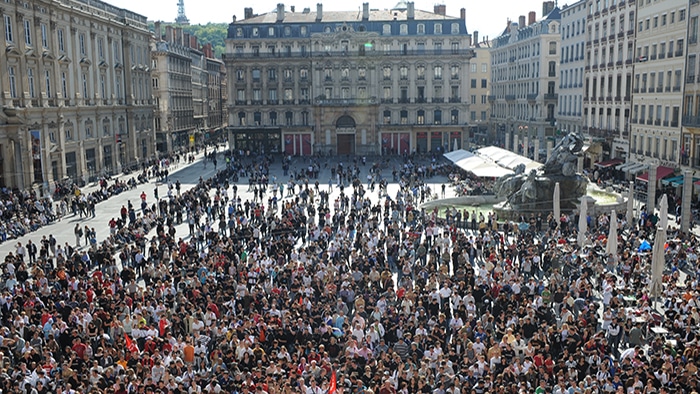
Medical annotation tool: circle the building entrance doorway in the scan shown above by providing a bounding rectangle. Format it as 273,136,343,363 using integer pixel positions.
337,134,355,155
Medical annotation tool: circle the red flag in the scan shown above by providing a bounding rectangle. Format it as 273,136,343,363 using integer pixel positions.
124,333,139,353
329,370,337,394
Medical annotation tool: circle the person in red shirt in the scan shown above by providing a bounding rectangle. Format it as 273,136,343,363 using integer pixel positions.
71,338,88,359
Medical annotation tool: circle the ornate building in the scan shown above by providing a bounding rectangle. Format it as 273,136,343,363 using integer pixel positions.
582,0,637,162
558,0,586,139
681,0,700,169
224,2,474,156
489,2,561,159
0,0,154,190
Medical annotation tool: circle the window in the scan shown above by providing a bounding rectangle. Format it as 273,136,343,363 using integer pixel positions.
236,28,243,37
61,72,67,99
268,27,275,37
98,38,104,59
471,95,476,104
284,88,293,101
417,65,425,79
252,27,259,37
680,9,686,22
40,23,47,48
324,67,333,81
434,110,442,125
384,110,391,124
400,110,408,124
252,89,261,101
383,66,391,79
451,65,459,79
79,33,86,55
358,67,366,80
28,69,36,98
549,41,556,54
451,23,459,34
301,111,309,126
268,89,277,102
434,42,442,54
300,26,307,36
434,65,442,79
383,87,391,100
400,24,408,35
383,24,391,35
451,42,459,54
400,65,408,79
434,23,443,34
57,28,64,51
45,70,52,97
252,69,261,82
481,79,487,88
113,41,120,62
269,111,277,125
238,112,246,126
417,110,425,124
417,24,425,34
268,68,277,81
285,111,293,126
4,15,13,43
482,63,487,73
450,110,459,124
24,20,31,46
236,69,245,81
470,79,477,88
8,66,17,98
284,68,293,81
470,64,477,73
82,73,88,99
471,111,476,121
358,87,366,98
254,112,261,126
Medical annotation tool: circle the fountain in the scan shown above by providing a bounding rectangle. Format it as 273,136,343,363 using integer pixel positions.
422,132,627,221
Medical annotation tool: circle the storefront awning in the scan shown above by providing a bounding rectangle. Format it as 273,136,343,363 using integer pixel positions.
616,162,635,171
661,176,684,186
636,166,675,182
670,177,700,187
624,163,647,174
595,158,624,168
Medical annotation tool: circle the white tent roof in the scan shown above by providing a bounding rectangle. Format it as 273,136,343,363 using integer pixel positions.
443,149,474,163
451,155,514,178
476,146,543,172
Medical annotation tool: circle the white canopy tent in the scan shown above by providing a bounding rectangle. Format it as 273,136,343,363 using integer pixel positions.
443,149,474,163
476,146,543,172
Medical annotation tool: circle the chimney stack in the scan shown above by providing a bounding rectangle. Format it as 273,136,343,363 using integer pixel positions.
528,11,536,25
460,8,466,21
191,35,198,49
407,2,414,19
434,4,446,16
165,25,173,43
473,30,479,45
316,3,323,21
362,2,369,20
175,27,183,45
276,3,285,22
154,21,162,40
244,7,254,19
542,1,554,17
290,5,295,12
519,15,526,28
183,32,190,48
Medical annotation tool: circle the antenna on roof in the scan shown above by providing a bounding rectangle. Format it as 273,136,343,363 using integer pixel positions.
175,0,190,25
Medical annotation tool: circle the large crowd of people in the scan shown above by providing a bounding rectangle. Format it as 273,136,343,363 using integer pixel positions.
0,149,698,394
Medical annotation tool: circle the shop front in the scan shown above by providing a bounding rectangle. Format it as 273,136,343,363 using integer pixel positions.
381,132,410,155
284,133,313,156
229,127,282,154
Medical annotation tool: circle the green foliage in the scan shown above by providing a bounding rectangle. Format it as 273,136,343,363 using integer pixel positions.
148,22,228,58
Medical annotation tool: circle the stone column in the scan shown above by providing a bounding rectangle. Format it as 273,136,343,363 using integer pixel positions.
647,165,657,217
513,135,519,154
534,139,540,162
577,156,584,174
546,140,553,161
504,132,510,151
681,170,693,233
523,136,529,157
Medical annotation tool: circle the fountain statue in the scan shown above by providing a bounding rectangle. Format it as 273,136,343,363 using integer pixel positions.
495,132,589,215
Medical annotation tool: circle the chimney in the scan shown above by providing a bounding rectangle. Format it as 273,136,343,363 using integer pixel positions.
510,21,518,34
519,15,526,28
434,4,446,16
303,7,310,13
542,1,554,17
362,2,369,20
191,35,198,49
276,3,285,22
244,7,254,19
528,11,536,25
460,8,466,21
154,21,162,41
183,32,190,48
473,30,479,45
290,5,295,12
407,2,414,19
165,25,173,43
175,27,183,45
316,3,322,21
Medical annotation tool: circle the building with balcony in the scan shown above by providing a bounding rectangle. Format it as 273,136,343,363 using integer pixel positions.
682,0,700,168
203,45,227,140
629,0,687,168
490,2,561,157
583,0,637,162
224,2,473,156
0,0,154,190
470,35,492,145
558,1,586,139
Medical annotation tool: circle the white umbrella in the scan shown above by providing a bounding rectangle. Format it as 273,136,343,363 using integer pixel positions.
626,182,635,227
453,138,458,152
650,225,666,298
553,182,561,222
606,210,618,259
659,194,668,230
577,196,588,247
